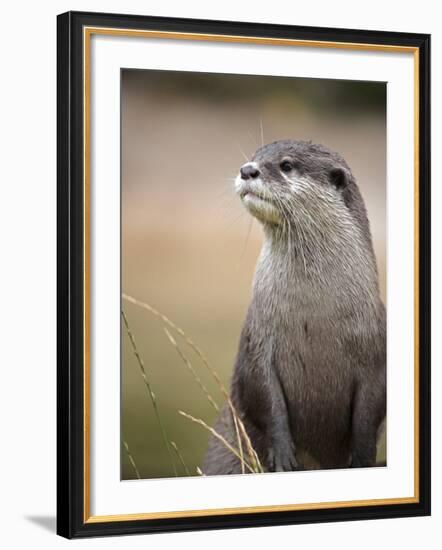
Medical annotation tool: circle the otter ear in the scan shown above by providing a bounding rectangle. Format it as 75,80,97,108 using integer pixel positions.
329,167,349,190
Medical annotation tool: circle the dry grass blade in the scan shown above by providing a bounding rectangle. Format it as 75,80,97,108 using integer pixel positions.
122,310,178,477
231,411,245,474
123,294,228,395
170,441,191,476
237,418,264,473
163,328,219,413
123,294,264,474
122,440,141,480
178,410,256,474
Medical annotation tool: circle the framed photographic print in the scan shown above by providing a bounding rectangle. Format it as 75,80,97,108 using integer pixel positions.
57,11,431,538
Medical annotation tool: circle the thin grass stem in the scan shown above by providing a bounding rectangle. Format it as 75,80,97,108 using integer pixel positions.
123,294,264,474
122,310,178,477
163,328,219,412
170,441,191,476
122,440,141,480
231,411,245,474
178,410,256,474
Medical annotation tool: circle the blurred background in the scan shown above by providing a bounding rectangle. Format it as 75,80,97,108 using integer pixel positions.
121,69,386,480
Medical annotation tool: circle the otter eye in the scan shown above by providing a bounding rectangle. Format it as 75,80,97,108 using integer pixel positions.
280,160,294,172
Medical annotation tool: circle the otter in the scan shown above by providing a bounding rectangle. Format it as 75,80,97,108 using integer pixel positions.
203,139,386,474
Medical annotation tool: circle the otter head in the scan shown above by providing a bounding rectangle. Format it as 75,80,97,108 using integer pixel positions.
235,139,361,235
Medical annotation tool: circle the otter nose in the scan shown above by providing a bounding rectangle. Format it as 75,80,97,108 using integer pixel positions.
240,165,260,180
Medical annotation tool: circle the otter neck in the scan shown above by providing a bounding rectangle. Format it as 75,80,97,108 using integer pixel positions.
255,219,380,303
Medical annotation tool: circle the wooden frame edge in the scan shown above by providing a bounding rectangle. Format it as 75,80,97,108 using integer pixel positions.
56,10,431,538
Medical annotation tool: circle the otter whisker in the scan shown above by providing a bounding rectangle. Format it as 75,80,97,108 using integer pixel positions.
259,118,264,148
224,210,247,229
276,192,308,274
279,193,325,257
238,216,254,266
216,188,237,202
236,142,250,163
247,130,259,150
271,192,295,264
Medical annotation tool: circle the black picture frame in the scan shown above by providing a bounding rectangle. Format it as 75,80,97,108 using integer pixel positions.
57,10,431,539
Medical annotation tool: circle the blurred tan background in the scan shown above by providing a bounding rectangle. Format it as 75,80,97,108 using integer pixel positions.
121,69,386,480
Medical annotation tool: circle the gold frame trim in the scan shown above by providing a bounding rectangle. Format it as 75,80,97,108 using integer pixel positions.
82,27,420,524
